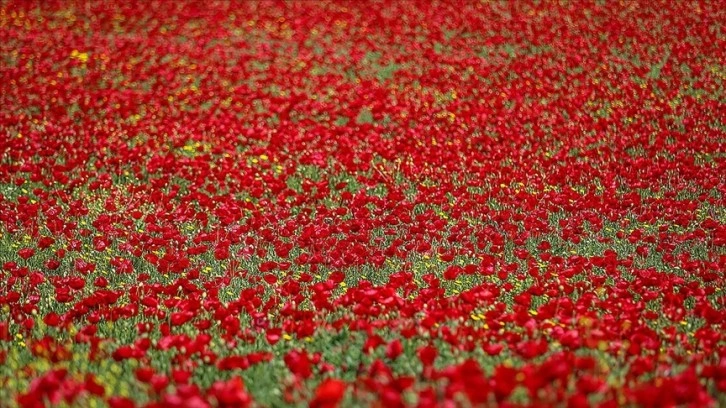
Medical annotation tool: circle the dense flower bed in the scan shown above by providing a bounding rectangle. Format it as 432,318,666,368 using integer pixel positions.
1,1,725,406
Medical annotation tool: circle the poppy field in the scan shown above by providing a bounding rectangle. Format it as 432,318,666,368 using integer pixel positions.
1,1,725,406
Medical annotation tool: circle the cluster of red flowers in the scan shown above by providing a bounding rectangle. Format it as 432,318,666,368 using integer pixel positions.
1,0,724,406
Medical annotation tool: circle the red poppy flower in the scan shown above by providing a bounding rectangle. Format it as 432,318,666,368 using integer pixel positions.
310,379,346,408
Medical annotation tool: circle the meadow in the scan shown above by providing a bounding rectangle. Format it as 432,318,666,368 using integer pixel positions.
0,1,725,406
